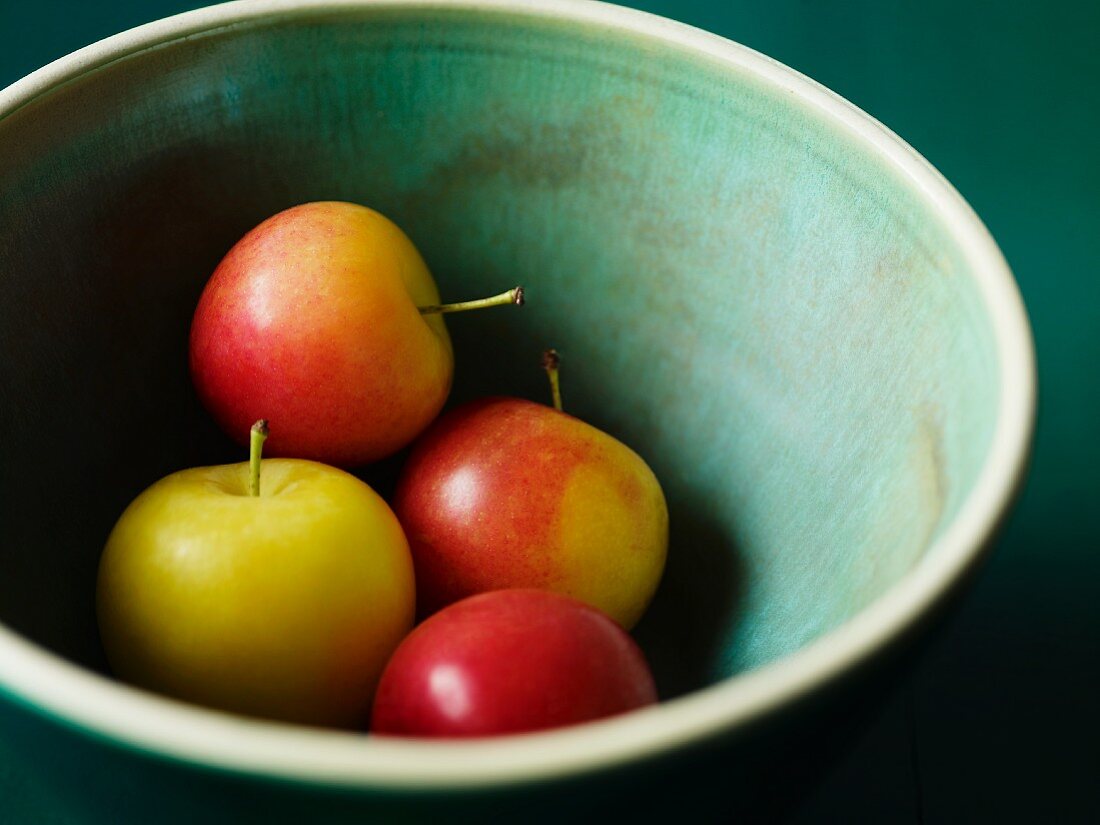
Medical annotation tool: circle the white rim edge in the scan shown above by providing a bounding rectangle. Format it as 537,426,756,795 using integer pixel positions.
0,0,1036,789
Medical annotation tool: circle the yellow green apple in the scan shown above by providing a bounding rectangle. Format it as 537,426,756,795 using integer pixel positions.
96,422,414,728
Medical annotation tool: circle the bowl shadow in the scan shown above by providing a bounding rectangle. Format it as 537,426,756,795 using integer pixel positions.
633,499,746,700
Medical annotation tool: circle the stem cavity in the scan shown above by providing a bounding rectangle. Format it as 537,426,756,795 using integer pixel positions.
541,349,563,412
249,419,269,497
418,286,525,315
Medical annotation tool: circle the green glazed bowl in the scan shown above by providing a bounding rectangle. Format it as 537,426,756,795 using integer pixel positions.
0,0,1035,820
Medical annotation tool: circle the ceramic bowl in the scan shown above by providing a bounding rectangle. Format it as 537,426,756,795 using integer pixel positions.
0,0,1035,820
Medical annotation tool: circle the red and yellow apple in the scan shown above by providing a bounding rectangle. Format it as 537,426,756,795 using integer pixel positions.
96,423,415,728
393,394,669,629
190,201,518,467
371,589,657,737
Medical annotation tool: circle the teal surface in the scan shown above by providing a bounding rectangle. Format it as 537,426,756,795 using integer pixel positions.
0,0,1093,822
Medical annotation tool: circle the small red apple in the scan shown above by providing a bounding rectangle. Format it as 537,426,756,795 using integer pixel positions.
370,589,657,737
189,201,521,467
393,351,668,629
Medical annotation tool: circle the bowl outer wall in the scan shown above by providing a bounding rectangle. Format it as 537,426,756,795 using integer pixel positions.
0,0,1036,793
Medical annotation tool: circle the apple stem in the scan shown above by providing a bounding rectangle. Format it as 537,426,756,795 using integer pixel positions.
541,349,563,412
249,419,269,497
418,286,525,315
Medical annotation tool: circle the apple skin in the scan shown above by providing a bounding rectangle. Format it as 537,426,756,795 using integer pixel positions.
96,458,415,728
189,202,453,467
392,397,669,629
371,589,657,737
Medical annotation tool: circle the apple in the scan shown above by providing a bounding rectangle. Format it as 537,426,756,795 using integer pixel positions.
393,351,668,629
189,201,522,467
96,421,415,728
371,589,658,737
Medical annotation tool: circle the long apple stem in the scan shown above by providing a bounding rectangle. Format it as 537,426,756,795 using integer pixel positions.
541,349,563,412
249,419,269,497
418,286,525,315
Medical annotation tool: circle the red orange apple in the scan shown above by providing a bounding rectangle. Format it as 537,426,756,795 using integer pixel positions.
393,357,668,629
189,201,520,467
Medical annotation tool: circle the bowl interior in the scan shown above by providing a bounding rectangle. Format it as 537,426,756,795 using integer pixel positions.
0,6,1000,703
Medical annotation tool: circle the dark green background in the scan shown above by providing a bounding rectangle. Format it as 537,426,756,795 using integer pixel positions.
1,1,1096,821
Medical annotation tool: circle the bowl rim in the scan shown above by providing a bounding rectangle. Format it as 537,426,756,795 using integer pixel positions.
0,0,1036,790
